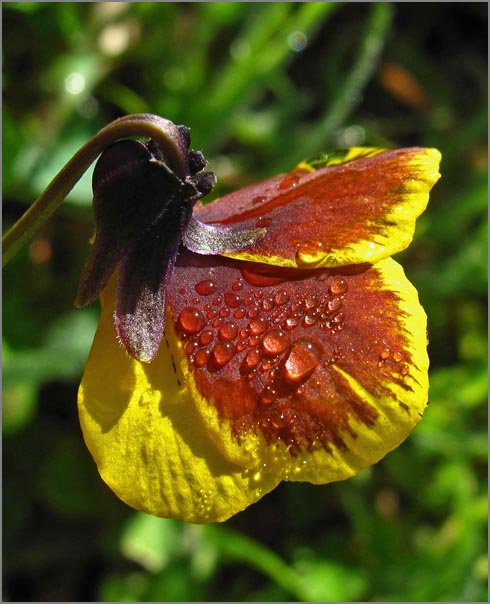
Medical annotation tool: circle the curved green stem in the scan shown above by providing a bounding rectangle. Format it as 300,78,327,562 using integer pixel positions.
2,114,187,267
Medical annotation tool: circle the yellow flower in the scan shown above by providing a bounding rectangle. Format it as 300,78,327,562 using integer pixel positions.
78,143,441,522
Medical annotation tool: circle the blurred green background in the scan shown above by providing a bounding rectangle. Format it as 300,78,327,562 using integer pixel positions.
3,2,487,601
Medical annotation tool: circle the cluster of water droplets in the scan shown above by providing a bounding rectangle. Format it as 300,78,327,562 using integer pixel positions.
175,270,352,400
378,346,409,376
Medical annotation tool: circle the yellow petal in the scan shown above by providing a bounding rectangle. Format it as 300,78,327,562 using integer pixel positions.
78,276,280,523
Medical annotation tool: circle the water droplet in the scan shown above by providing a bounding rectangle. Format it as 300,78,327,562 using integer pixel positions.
283,339,322,385
282,317,297,331
194,349,209,368
327,298,342,313
331,311,344,324
186,341,195,356
302,313,318,327
234,308,245,319
224,292,241,308
232,280,243,291
195,279,217,296
252,195,267,205
400,363,409,375
241,348,261,374
236,339,248,352
218,321,238,341
206,309,217,320
380,348,391,360
250,317,268,335
278,172,301,190
260,385,278,404
274,290,290,306
295,240,327,266
393,351,403,363
177,307,205,334
303,296,316,310
329,276,348,295
261,296,274,311
211,341,235,368
262,329,290,356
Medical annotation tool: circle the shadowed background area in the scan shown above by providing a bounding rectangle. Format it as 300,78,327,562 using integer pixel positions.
3,3,487,601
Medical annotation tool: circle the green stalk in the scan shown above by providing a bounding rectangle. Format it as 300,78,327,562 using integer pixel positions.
2,114,185,267
311,2,393,150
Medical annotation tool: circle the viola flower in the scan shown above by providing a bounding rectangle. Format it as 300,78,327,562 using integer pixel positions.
77,122,441,523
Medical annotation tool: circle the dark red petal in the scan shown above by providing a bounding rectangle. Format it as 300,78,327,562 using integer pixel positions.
168,251,426,461
194,148,440,267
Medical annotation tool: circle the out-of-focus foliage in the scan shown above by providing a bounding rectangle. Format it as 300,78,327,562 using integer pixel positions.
3,2,487,601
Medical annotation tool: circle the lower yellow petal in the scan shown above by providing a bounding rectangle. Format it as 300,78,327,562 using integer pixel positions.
78,276,280,523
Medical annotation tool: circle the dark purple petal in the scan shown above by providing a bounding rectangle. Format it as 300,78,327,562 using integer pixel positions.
114,219,182,363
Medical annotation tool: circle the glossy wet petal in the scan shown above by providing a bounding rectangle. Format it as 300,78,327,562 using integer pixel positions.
78,275,280,523
194,147,441,268
168,252,428,484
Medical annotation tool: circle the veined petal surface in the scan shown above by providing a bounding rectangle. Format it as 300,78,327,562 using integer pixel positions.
168,252,429,484
195,148,441,268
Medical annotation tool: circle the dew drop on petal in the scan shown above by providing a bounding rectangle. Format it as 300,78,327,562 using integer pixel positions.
329,276,348,295
249,317,268,335
240,347,261,374
295,240,327,266
194,349,209,368
199,329,214,346
262,329,291,356
177,307,205,334
274,290,290,306
278,172,301,190
283,316,299,330
283,339,322,385
380,348,391,360
400,363,409,375
218,321,238,341
302,313,318,327
327,298,342,313
393,350,403,362
195,280,217,296
224,292,241,308
211,341,235,368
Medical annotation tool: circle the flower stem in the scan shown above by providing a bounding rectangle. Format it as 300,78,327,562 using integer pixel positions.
2,114,186,267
